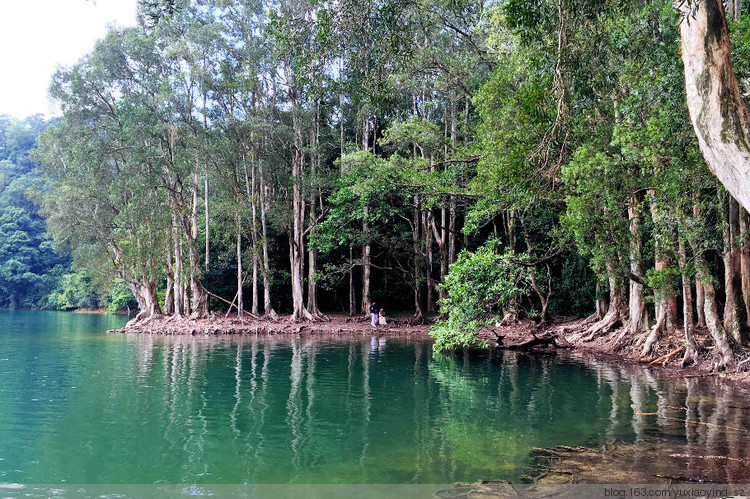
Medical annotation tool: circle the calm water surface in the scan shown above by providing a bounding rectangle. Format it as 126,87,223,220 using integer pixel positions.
1,311,749,485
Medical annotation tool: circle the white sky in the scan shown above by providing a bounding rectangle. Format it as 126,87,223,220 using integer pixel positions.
0,0,138,119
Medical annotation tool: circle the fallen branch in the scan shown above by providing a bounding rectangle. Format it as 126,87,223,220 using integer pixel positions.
648,346,685,366
500,331,574,350
206,289,261,320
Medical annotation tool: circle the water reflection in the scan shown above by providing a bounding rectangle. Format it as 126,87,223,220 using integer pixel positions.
96,337,750,483
2,315,750,485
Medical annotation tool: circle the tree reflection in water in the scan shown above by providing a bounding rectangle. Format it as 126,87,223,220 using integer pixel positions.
116,337,750,483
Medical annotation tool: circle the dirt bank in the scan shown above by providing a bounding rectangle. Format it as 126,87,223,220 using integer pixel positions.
108,312,432,338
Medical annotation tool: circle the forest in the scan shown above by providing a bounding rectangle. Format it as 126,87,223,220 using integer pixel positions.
4,0,750,367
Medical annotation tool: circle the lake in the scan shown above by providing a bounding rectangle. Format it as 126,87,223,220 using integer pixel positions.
1,311,749,490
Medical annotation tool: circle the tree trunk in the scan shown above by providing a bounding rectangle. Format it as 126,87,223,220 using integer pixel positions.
307,224,322,317
448,92,458,266
290,109,312,322
425,209,435,313
307,104,324,318
693,247,734,369
360,111,372,315
260,163,277,320
164,229,175,316
628,195,649,335
361,227,371,315
725,0,741,19
412,195,424,322
130,275,161,324
585,259,624,340
722,192,746,344
680,0,750,212
349,245,356,316
237,216,243,318
173,216,185,317
694,202,706,327
678,238,699,367
595,281,605,320
189,168,208,319
204,171,209,271
641,190,678,357
248,163,260,317
741,206,750,333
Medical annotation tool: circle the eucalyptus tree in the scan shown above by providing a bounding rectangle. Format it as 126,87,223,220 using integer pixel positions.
37,14,221,321
265,0,338,321
36,29,171,321
679,0,750,212
146,1,230,318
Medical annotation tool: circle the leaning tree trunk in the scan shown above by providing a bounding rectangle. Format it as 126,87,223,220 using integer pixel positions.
680,0,750,213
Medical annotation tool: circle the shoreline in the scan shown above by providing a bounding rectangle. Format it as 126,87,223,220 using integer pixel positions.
108,313,433,338
109,313,750,386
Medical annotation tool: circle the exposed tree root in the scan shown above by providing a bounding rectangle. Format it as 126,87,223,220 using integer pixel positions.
682,340,699,367
582,309,621,342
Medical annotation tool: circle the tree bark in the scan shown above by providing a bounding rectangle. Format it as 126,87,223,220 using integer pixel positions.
259,161,277,320
741,206,750,333
361,227,371,314
204,171,209,271
693,203,706,327
412,195,424,322
189,168,208,319
678,238,699,367
693,247,734,369
585,259,624,340
307,104,324,319
349,245,356,316
172,216,186,317
247,158,260,316
628,195,649,335
164,228,175,316
237,216,244,318
641,190,678,357
722,192,746,344
290,108,312,322
360,113,372,315
680,0,750,212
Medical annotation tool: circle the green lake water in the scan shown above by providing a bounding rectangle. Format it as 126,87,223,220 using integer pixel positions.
1,311,749,487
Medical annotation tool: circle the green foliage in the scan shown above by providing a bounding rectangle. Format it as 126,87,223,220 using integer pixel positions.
431,240,524,351
0,116,73,310
47,272,98,310
105,282,138,314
